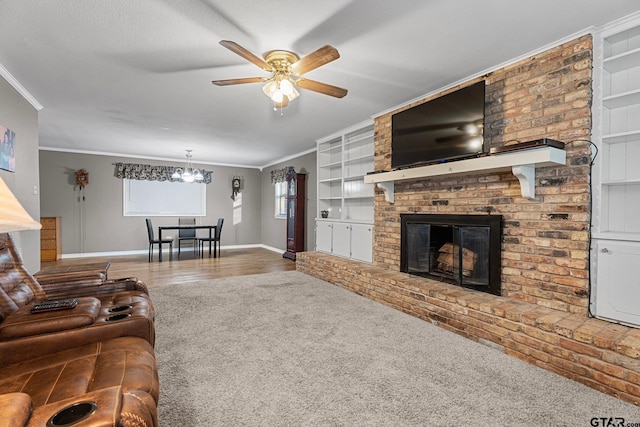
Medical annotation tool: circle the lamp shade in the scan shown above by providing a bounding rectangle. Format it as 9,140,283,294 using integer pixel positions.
0,177,42,233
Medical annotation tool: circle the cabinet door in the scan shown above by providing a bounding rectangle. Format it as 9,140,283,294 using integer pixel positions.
594,240,640,327
315,222,333,253
332,223,351,258
350,223,373,263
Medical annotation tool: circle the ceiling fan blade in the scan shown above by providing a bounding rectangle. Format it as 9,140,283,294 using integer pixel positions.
219,40,272,71
296,78,348,98
211,77,268,86
290,45,340,75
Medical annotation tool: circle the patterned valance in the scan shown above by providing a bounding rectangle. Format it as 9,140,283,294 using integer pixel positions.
114,162,212,184
270,166,295,184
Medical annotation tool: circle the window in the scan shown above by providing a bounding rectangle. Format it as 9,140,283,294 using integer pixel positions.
274,181,287,218
123,179,206,216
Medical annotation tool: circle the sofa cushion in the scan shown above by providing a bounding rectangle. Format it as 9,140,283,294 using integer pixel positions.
0,297,101,340
0,392,31,427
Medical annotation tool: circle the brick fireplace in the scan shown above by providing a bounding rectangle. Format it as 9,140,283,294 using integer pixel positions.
298,34,640,405
401,214,502,295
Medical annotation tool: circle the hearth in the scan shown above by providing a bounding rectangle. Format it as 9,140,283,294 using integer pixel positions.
400,214,502,295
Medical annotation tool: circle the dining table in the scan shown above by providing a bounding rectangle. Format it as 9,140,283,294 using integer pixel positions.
157,224,217,262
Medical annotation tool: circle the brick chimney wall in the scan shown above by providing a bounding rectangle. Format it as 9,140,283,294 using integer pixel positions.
372,35,593,315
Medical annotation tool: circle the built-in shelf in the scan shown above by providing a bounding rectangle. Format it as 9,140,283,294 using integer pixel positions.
364,146,566,203
602,179,640,186
602,88,640,109
602,130,640,143
603,46,640,73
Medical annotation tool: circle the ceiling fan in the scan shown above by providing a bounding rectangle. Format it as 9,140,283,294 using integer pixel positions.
211,40,348,109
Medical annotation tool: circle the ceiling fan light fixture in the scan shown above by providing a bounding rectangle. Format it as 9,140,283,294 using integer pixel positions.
271,90,284,103
279,78,294,96
214,41,347,111
262,80,278,98
288,86,300,101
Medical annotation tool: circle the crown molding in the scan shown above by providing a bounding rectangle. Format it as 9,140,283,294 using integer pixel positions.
38,146,262,169
258,146,317,171
0,63,42,111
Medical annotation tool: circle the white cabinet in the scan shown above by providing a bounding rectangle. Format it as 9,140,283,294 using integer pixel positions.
315,221,333,253
592,13,640,327
350,223,373,263
332,222,352,258
316,120,374,263
315,220,373,263
592,240,640,327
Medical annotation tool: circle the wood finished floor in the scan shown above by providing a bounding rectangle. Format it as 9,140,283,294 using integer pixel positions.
40,247,297,288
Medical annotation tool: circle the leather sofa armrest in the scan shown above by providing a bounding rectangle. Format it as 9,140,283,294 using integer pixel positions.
25,386,155,427
40,277,149,300
0,297,101,340
36,271,106,287
0,393,32,427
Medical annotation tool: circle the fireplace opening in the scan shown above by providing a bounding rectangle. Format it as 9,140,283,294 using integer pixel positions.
400,214,502,295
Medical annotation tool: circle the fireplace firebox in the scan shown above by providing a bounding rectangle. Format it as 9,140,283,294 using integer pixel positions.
400,214,502,295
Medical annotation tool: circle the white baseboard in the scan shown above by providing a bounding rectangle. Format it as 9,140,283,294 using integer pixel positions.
61,244,285,259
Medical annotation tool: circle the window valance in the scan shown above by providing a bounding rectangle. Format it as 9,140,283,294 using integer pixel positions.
114,162,212,184
270,166,295,184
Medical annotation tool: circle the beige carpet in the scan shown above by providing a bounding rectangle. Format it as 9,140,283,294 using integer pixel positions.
151,271,640,426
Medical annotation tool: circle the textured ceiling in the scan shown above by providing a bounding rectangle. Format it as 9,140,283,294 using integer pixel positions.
1,0,639,168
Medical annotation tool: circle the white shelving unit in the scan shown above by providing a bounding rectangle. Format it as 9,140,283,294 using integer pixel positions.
591,12,640,328
316,120,374,263
317,120,375,221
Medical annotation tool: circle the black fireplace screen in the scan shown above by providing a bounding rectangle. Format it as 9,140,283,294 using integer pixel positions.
401,214,502,295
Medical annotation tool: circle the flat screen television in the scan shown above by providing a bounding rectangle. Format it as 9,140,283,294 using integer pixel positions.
391,81,486,169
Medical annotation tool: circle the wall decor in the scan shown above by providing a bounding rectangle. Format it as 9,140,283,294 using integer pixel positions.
0,125,16,172
75,169,89,189
231,176,242,200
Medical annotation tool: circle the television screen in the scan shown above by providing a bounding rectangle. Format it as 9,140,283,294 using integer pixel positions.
391,81,485,169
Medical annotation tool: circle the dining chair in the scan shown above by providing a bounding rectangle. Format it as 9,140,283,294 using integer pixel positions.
177,217,197,258
199,217,224,258
146,218,173,262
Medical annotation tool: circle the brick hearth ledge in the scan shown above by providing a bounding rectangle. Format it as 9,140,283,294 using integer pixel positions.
297,251,640,405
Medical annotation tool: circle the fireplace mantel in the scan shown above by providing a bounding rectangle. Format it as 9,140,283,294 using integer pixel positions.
364,146,566,202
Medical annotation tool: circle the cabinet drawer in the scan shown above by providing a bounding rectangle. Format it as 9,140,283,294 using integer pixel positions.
41,249,58,261
41,239,58,250
41,229,58,240
40,218,58,229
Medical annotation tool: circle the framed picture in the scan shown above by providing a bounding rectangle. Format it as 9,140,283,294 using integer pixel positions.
0,125,15,172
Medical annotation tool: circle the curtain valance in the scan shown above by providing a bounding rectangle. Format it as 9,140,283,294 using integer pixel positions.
114,163,212,184
270,166,295,184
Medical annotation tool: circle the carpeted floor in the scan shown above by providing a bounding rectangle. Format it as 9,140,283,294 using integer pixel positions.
151,271,640,426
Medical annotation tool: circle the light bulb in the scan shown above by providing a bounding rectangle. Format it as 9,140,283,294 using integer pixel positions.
262,80,278,98
287,87,300,101
182,169,194,183
280,78,294,96
271,89,284,103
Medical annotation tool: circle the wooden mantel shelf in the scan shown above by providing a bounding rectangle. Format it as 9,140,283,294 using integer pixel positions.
363,146,566,203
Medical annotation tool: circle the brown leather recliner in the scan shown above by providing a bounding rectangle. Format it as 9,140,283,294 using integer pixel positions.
0,336,160,427
0,233,155,367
